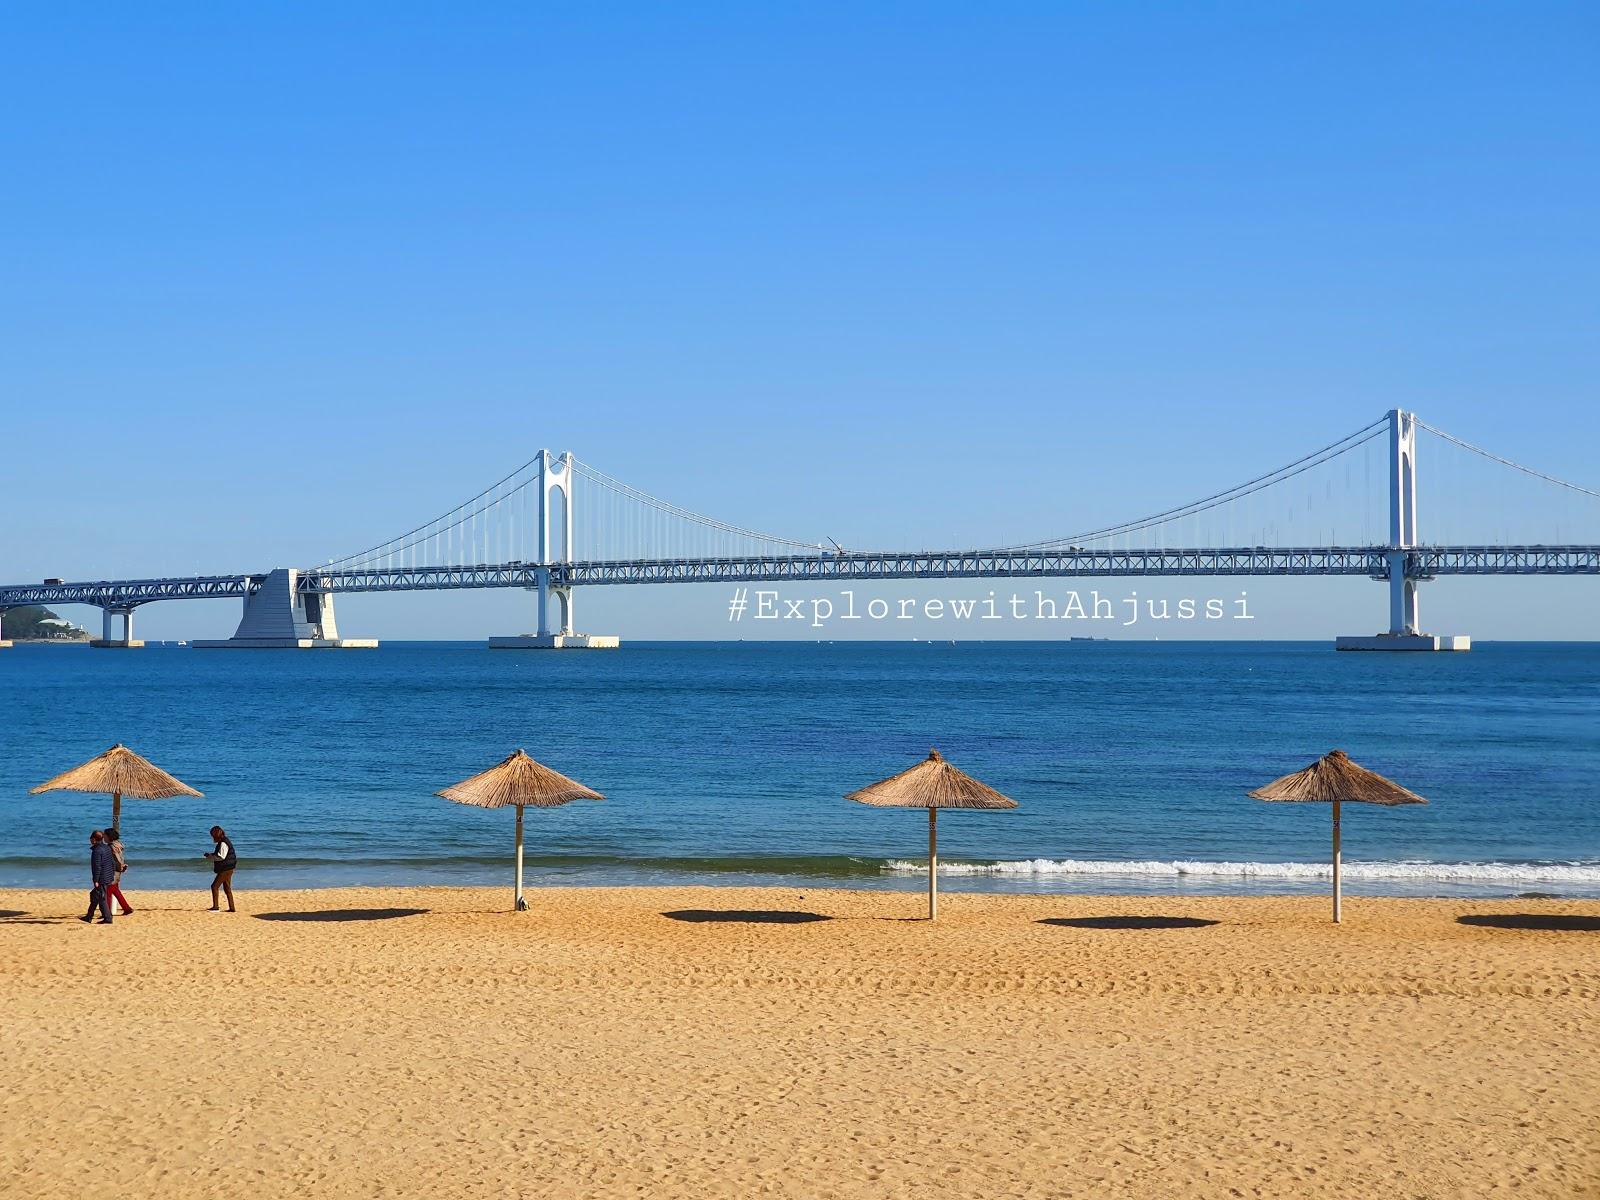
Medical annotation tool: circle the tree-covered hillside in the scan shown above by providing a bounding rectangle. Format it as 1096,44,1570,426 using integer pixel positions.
1,605,85,639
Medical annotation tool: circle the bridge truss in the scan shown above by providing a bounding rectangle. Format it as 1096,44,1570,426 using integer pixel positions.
5,545,1599,612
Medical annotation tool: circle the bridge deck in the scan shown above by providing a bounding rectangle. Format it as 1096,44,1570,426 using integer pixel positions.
2,546,1597,609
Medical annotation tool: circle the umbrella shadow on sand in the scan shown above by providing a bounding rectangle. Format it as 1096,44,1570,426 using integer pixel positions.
1457,914,1600,933
662,909,832,924
1036,928,1209,934
254,908,430,923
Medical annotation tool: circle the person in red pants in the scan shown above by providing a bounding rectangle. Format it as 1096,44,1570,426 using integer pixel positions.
103,826,133,916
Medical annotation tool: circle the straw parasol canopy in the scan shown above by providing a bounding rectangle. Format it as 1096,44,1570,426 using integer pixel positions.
846,749,1017,920
1249,749,1426,924
31,742,202,830
437,749,603,911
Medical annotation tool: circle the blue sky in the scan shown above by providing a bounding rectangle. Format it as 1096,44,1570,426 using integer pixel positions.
2,4,1596,640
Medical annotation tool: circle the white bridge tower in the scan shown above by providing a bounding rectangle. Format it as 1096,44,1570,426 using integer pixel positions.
1336,409,1469,651
491,450,619,650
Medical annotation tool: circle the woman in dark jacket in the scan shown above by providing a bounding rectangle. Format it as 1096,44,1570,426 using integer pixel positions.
204,826,238,912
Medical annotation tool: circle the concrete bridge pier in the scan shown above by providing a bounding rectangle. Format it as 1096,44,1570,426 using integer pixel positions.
192,569,376,649
489,575,619,650
90,606,144,648
0,610,11,648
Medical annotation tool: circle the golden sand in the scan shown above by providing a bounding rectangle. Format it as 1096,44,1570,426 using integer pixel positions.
2,886,1596,1198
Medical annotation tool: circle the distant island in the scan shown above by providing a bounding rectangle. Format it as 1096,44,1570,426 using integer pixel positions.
1,605,90,642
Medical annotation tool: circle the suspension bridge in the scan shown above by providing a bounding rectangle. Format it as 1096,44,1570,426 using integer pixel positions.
1,410,1595,651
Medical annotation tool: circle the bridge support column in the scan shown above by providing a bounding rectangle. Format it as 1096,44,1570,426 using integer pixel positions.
491,450,620,650
0,610,10,649
535,571,559,637
91,606,144,648
1337,409,1469,652
545,586,574,637
1388,551,1420,637
192,569,377,648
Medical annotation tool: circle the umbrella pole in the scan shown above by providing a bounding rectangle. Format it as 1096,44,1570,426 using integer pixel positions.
514,805,527,912
112,790,121,830
927,808,938,921
1331,799,1342,924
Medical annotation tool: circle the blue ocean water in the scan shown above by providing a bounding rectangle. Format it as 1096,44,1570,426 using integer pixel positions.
2,641,1597,898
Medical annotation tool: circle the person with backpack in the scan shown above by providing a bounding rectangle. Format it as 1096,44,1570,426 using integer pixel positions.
103,826,133,916
204,825,238,912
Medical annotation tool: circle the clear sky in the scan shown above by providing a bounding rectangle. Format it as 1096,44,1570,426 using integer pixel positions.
2,4,1596,640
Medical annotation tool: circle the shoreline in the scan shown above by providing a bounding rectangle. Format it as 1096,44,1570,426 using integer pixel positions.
8,882,1600,918
9,861,1600,899
5,886,1596,1196
9,883,1600,921
7,878,1599,899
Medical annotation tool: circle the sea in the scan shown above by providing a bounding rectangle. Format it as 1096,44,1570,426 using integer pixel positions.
2,641,1598,898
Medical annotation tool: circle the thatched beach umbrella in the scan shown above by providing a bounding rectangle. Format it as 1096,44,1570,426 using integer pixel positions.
437,749,603,911
31,742,202,830
1249,749,1426,924
846,749,1017,920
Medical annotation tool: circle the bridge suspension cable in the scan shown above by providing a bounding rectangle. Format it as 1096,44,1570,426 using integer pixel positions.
1415,419,1600,501
313,411,1600,576
1413,417,1600,546
568,459,821,553
1000,415,1391,552
318,451,824,573
319,454,547,572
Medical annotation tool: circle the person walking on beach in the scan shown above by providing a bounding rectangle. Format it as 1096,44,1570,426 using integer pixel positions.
82,830,116,924
103,826,133,916
204,826,237,912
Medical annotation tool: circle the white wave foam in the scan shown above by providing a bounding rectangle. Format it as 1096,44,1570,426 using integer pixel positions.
880,858,1600,884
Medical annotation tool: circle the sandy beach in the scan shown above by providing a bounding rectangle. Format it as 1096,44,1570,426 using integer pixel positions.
2,886,1596,1198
